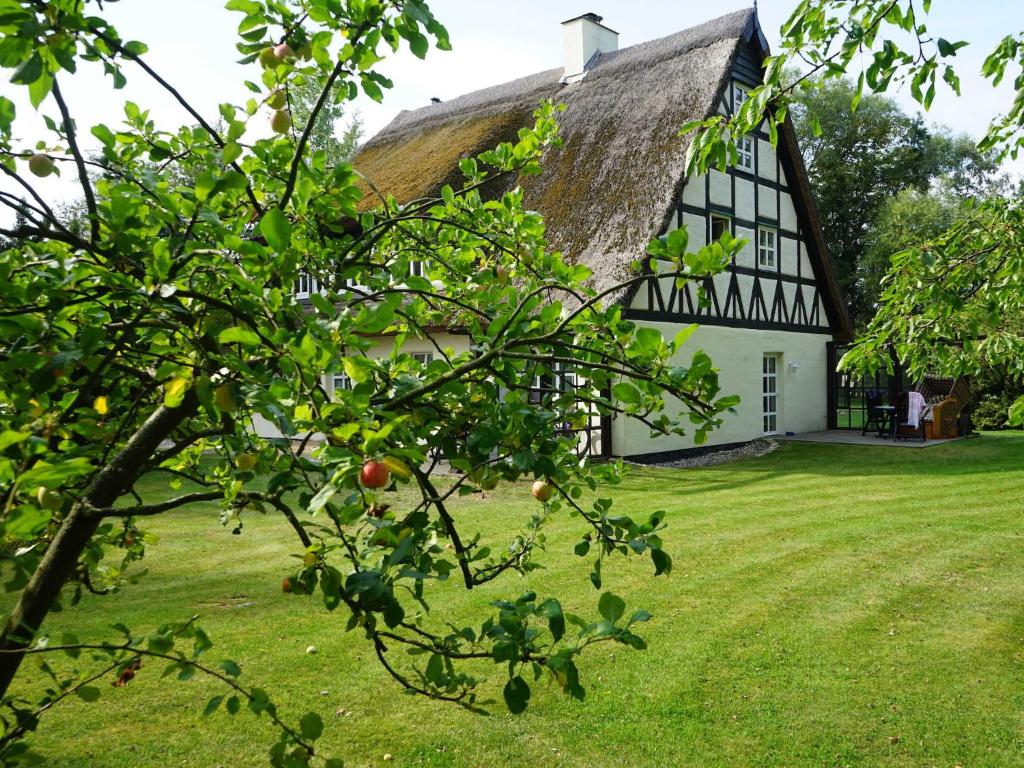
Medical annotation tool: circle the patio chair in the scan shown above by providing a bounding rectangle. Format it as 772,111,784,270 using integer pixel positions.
894,391,926,442
861,389,890,437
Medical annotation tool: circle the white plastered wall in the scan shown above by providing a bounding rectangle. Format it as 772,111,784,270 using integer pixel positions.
611,322,832,457
252,332,471,438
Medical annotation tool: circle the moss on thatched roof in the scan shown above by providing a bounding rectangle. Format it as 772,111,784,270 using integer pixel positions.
352,9,751,304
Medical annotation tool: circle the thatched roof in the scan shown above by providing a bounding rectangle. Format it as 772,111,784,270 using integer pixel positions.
352,10,760,305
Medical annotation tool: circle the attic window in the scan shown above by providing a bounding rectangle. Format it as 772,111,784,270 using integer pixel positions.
736,135,754,171
758,228,777,269
734,85,748,112
710,214,730,241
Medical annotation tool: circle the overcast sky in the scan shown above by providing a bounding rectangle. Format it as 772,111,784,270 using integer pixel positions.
5,0,1021,209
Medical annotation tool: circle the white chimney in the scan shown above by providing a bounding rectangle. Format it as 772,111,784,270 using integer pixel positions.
561,13,619,84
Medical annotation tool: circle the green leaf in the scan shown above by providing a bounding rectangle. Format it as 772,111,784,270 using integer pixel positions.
10,54,42,85
299,711,324,740
219,660,241,677
202,695,224,717
408,32,429,59
597,591,625,624
502,676,531,714
651,548,672,576
75,685,101,702
0,430,29,451
611,381,642,405
218,327,260,346
259,208,292,252
537,598,565,642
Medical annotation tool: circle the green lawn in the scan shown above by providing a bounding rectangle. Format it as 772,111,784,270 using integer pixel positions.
6,434,1024,767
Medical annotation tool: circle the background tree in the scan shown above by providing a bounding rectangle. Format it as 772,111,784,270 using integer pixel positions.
0,1,740,764
683,0,1024,426
288,76,363,165
789,75,1001,326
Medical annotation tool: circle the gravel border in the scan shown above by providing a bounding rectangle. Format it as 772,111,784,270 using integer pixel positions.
634,438,779,469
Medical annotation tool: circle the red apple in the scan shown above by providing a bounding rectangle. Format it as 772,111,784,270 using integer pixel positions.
273,43,294,61
531,480,554,502
270,109,291,134
281,576,293,593
360,460,391,488
28,153,55,178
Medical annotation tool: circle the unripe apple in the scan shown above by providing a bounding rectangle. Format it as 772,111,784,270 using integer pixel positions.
281,576,293,593
258,47,278,68
360,460,390,489
296,43,313,60
28,153,55,178
302,551,317,568
235,452,257,472
267,88,287,109
494,266,509,283
270,109,291,134
35,486,62,510
273,43,294,61
479,474,499,491
531,480,554,502
214,384,238,412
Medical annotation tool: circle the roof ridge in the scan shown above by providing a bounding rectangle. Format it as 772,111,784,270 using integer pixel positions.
365,8,754,145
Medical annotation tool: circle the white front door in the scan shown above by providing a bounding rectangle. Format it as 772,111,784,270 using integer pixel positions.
762,354,779,435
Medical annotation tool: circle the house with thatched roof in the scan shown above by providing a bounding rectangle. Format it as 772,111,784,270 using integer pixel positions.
307,8,851,459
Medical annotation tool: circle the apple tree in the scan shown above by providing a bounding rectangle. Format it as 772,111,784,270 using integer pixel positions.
0,0,741,764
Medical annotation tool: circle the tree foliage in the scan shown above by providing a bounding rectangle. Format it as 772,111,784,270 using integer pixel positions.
789,75,1000,325
683,0,1024,426
0,0,742,764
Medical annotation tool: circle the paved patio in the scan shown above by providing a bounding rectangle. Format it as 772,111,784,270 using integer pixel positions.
777,430,968,448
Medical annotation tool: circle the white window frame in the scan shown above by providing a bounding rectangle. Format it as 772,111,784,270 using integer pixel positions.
762,354,779,436
758,228,777,269
411,352,434,366
295,272,319,298
331,372,351,395
409,260,427,278
734,84,748,112
710,213,730,242
736,135,753,171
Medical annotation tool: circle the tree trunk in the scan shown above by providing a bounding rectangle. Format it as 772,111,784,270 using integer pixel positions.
0,393,199,698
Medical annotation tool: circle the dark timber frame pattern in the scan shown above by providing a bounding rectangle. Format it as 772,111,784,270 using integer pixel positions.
622,15,852,342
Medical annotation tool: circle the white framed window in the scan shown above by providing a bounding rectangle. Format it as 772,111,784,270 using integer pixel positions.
409,260,427,278
710,213,730,242
736,135,753,171
332,372,351,394
411,352,434,365
734,84,748,112
762,354,779,435
758,228,777,269
295,273,319,297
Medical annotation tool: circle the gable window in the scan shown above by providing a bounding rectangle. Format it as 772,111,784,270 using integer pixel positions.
735,135,753,171
295,273,319,297
332,372,351,394
734,84,748,112
710,214,730,242
758,228,777,269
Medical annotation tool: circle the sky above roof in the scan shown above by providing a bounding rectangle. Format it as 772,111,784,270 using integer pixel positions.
4,0,1021,210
